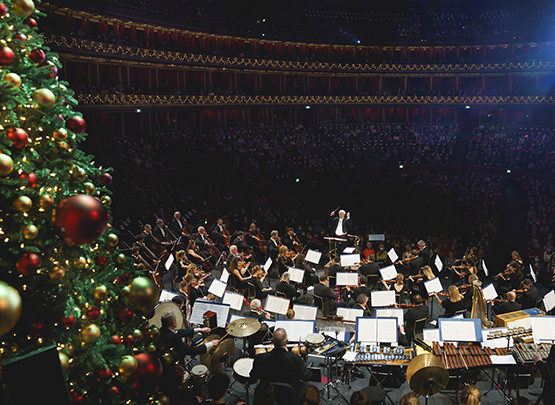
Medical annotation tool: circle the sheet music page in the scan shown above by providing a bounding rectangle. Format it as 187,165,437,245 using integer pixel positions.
435,255,443,272
337,307,363,322
343,351,357,362
375,308,404,325
356,318,377,342
336,272,358,286
292,304,318,320
159,289,179,302
482,283,498,301
424,277,443,295
288,267,305,284
305,250,322,264
207,279,227,298
529,265,537,283
387,248,399,264
263,257,273,272
379,265,397,280
423,328,441,342
220,268,229,283
164,253,175,270
441,320,478,342
343,247,356,254
368,234,385,241
222,291,244,311
377,318,398,343
490,355,517,365
482,260,489,276
264,295,290,315
189,300,230,328
543,290,555,312
371,291,396,307
274,320,315,342
340,254,360,267
531,316,555,344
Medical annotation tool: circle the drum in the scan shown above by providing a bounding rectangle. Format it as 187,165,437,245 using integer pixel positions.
191,364,209,385
232,358,255,385
306,333,325,348
148,301,184,330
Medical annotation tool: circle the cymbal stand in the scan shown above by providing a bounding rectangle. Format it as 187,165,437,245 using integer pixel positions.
321,354,348,404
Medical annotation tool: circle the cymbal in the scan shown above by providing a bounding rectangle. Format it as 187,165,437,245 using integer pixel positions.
200,336,235,374
200,334,221,369
406,353,448,396
226,317,261,338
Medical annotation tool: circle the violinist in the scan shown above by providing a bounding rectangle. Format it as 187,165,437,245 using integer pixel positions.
175,250,189,279
352,276,371,304
496,250,524,294
314,275,337,316
327,255,344,288
228,245,252,291
382,274,411,304
352,293,372,317
266,230,281,261
409,265,434,297
417,240,431,265
275,272,300,302
434,285,467,318
492,291,522,315
251,266,273,300
186,240,206,266
294,253,318,288
404,294,428,341
359,254,380,277
515,278,538,310
179,277,200,309
277,246,294,277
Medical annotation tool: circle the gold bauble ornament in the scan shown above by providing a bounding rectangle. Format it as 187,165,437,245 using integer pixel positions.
72,167,86,182
93,285,108,301
14,196,32,212
48,266,66,281
132,329,143,342
118,355,137,376
159,395,170,405
0,153,14,176
101,195,112,206
106,233,119,247
149,326,160,339
57,141,69,151
65,344,75,356
32,88,56,108
12,0,35,17
80,324,101,344
128,277,159,315
120,285,130,298
73,256,88,270
146,344,157,352
58,352,69,372
53,128,68,141
83,182,95,195
160,353,173,365
0,281,22,337
115,253,126,265
21,224,39,239
4,73,22,88
39,194,54,209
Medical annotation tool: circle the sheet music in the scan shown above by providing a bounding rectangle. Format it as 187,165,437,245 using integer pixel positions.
305,250,322,264
274,320,315,342
490,355,517,365
482,259,489,276
370,291,396,307
340,254,360,267
337,307,364,322
264,295,290,315
222,291,244,311
423,329,441,342
440,319,480,342
508,317,531,329
343,351,357,362
263,257,273,272
292,304,318,320
424,277,443,295
220,268,229,283
377,318,398,344
343,247,356,254
379,265,397,280
159,289,179,302
543,290,555,312
356,318,377,342
387,248,398,263
375,308,404,325
529,265,537,283
368,234,385,241
164,253,175,271
531,316,555,344
435,255,443,272
482,283,498,301
190,300,230,328
336,272,358,286
207,279,227,298
288,267,305,284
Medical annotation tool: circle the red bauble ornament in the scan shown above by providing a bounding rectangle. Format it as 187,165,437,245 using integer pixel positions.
108,386,119,398
71,392,84,404
23,17,37,28
52,195,108,245
26,173,37,188
95,255,108,267
120,273,131,283
98,368,112,381
48,63,58,78
0,3,7,16
110,335,122,345
31,322,44,332
7,128,29,148
16,252,41,275
99,172,112,186
116,307,133,324
28,48,45,63
66,116,86,134
131,352,163,385
12,33,26,42
61,315,76,328
124,334,135,346
86,307,101,321
0,46,15,65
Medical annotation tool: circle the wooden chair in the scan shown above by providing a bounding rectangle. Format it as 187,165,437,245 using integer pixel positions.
313,294,325,315
454,309,467,318
413,317,428,340
276,291,287,299
246,282,256,300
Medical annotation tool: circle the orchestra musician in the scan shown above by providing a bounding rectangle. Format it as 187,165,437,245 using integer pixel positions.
246,223,264,261
266,230,281,263
275,272,300,302
434,285,467,318
153,218,172,243
195,226,214,257
404,294,428,341
359,254,380,277
352,293,372,316
382,273,411,304
244,299,271,321
294,253,318,288
463,274,480,309
327,256,343,288
533,344,555,402
329,209,351,254
282,227,301,252
351,276,371,304
231,231,251,255
251,266,273,300
277,246,294,277
409,265,435,297
416,240,431,265
212,218,228,251
170,211,189,236
186,240,207,267
138,223,163,251
496,250,524,294
492,291,522,315
515,278,538,310
314,274,338,316
228,245,252,291
174,250,190,279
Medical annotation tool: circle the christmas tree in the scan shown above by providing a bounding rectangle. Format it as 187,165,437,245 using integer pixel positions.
0,1,168,403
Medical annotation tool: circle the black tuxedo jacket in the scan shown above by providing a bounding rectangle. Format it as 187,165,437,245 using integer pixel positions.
153,226,171,242
359,262,380,277
276,281,299,300
493,301,522,315
266,239,280,260
405,304,428,340
517,287,538,310
160,326,207,359
314,282,336,315
250,347,311,391
329,216,351,235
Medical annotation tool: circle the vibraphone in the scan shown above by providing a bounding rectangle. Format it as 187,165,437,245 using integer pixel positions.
432,342,508,370
347,343,413,365
513,343,552,364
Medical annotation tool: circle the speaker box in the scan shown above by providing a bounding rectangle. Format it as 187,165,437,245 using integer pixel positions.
2,345,70,405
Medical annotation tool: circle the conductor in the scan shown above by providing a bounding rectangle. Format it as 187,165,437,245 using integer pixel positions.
329,209,351,254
